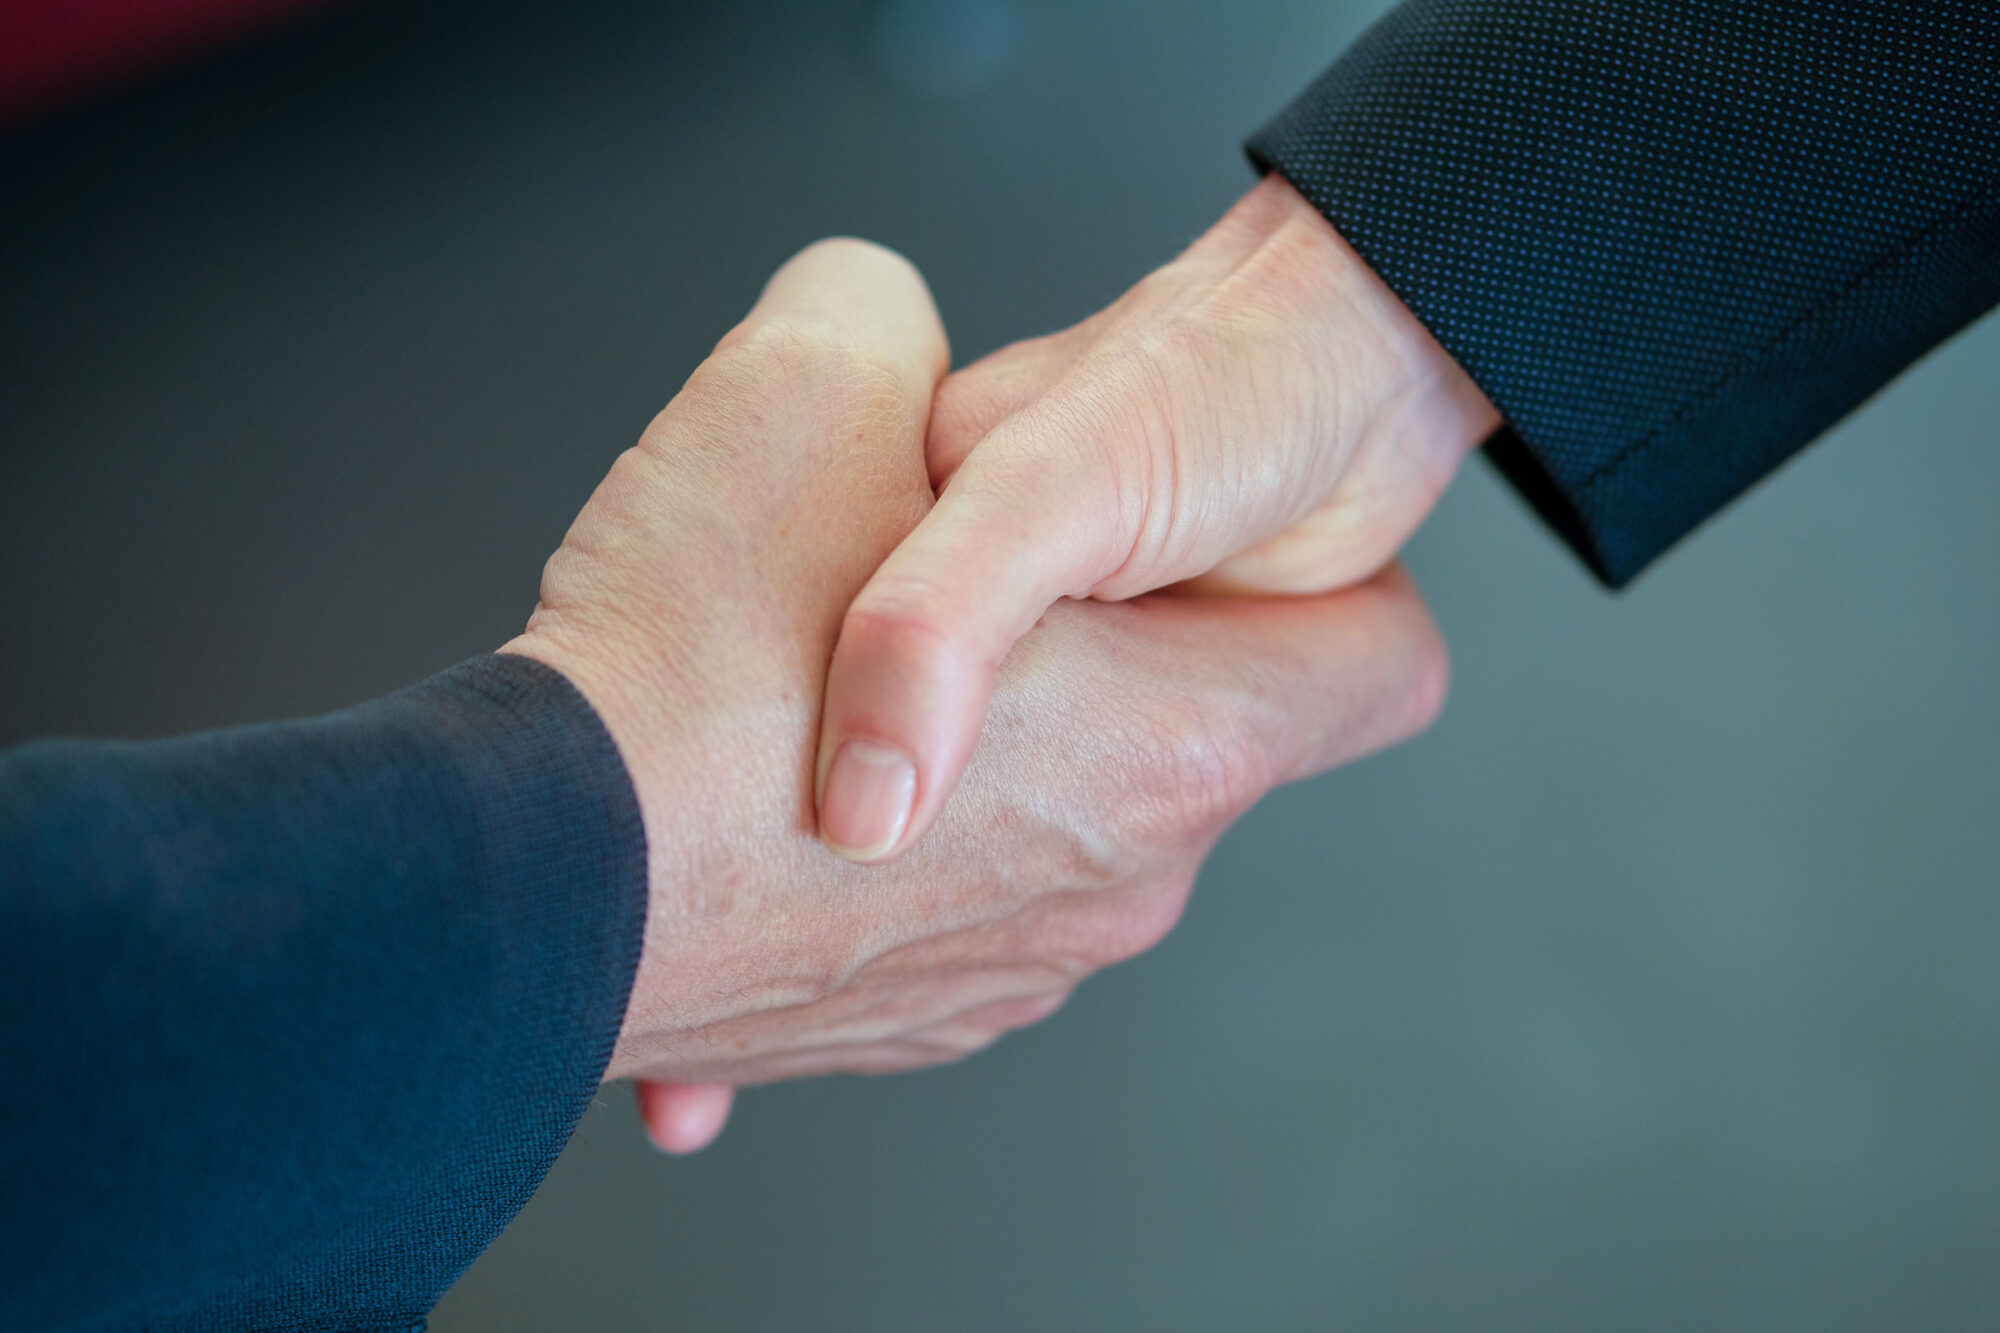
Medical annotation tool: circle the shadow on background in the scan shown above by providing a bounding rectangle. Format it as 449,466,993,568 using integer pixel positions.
4,0,1998,1328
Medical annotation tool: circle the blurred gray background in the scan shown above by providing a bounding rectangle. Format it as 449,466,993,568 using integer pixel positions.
4,0,1997,1328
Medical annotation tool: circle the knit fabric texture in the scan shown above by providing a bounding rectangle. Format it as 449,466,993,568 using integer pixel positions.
0,654,648,1331
1250,0,2000,585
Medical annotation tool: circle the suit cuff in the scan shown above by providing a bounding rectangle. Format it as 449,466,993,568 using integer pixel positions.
1247,0,2000,585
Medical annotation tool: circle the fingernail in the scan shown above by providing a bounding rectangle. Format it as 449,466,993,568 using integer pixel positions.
819,740,916,862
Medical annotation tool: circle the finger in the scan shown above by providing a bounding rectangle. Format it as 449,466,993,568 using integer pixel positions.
1115,562,1451,787
815,401,1137,863
636,1081,736,1156
913,989,1073,1053
989,562,1449,841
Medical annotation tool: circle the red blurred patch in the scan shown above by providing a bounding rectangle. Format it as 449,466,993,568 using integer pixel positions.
0,0,340,124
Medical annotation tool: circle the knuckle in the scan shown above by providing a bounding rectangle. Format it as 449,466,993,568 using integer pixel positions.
709,317,919,430
841,578,973,670
1119,704,1270,841
1038,878,1194,972
993,817,1144,909
1096,888,1191,966
1122,310,1200,381
796,234,920,279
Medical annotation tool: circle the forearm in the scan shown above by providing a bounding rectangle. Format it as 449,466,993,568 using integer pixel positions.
1250,0,2000,584
0,654,645,1331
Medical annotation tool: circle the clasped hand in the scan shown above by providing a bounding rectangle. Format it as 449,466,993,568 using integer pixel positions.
506,210,1461,1152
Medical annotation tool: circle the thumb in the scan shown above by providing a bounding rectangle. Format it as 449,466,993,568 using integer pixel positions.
814,399,1142,863
923,329,1079,487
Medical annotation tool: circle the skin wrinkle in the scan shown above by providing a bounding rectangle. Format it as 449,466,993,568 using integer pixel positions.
605,170,1508,1131
1040,198,1377,603
647,972,1076,1084
720,315,944,414
917,182,1406,616
632,644,1184,1056
1104,324,1197,595
693,959,1072,1049
945,172,1484,608
924,337,1062,481
498,238,1447,1103
794,969,1073,1046
731,972,1080,1074
1209,241,1359,462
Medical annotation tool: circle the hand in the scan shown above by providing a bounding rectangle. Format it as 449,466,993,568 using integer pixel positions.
812,174,1496,863
504,238,1449,1154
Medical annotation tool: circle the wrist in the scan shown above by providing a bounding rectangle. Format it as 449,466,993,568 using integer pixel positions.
498,623,688,1082
1228,173,1497,468
500,623,673,856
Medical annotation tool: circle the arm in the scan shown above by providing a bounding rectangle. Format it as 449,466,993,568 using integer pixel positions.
1250,0,2000,584
2,239,1448,1328
0,658,645,1331
814,0,2000,864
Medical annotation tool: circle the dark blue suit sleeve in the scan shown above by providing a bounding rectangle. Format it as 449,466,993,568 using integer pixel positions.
1249,0,2000,585
0,653,648,1332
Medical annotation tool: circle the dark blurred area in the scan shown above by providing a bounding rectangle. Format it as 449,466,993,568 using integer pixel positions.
4,1,1999,1328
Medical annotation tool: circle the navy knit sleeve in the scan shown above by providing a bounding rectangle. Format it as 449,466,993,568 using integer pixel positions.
1248,0,2000,585
0,653,648,1332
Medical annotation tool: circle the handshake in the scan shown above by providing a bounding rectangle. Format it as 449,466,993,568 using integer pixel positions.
502,176,1499,1153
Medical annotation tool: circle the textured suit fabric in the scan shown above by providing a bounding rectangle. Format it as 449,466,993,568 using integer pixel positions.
1250,0,2000,585
0,655,648,1332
